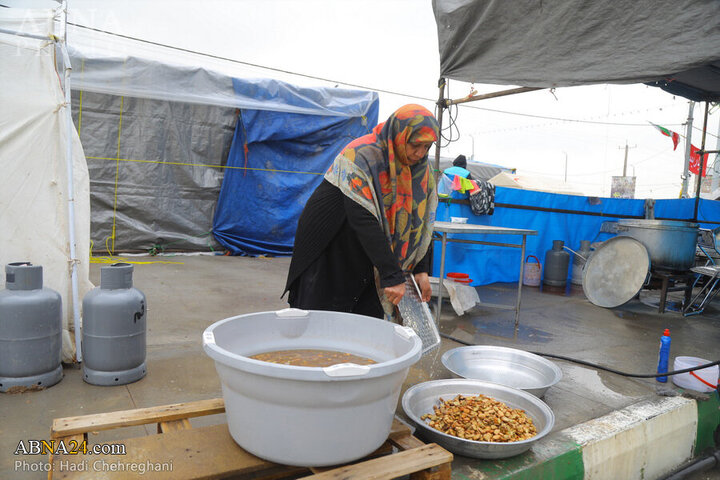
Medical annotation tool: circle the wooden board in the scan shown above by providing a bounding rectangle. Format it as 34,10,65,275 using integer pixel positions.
49,398,452,480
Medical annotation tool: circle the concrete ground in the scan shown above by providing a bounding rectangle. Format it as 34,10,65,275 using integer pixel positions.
1,254,719,479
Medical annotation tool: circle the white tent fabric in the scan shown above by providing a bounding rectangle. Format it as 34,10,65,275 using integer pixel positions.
0,8,93,362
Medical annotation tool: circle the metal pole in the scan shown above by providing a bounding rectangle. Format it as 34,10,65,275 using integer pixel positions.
433,78,446,182
622,143,628,177
445,86,543,106
59,1,83,363
693,102,710,222
563,151,568,183
681,101,695,198
435,233,448,326
514,235,527,337
712,116,720,195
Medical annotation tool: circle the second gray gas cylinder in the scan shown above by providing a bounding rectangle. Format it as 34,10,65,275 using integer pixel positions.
0,262,63,392
543,240,570,287
82,263,146,385
571,240,592,285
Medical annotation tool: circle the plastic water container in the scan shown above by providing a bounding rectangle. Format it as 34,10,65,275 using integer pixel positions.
203,308,422,467
672,356,718,392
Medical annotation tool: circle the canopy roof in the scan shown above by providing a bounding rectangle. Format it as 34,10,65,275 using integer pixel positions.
432,0,720,101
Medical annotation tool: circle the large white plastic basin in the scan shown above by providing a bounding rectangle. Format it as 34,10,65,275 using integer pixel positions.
202,308,422,467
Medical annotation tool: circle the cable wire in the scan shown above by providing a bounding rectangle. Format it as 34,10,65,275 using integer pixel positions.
66,22,438,103
439,332,720,380
66,23,706,131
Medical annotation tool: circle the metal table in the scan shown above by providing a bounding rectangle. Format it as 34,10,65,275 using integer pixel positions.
432,221,538,335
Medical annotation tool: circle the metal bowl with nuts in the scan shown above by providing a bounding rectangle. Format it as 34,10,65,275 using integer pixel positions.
402,379,555,459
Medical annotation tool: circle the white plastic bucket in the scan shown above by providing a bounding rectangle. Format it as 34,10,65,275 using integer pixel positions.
671,356,718,393
203,308,422,467
523,255,542,287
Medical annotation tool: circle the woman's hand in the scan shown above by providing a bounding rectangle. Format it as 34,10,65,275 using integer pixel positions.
384,282,406,305
414,272,432,302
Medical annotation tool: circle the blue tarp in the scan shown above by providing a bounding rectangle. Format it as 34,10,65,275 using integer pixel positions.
213,79,379,255
432,187,720,285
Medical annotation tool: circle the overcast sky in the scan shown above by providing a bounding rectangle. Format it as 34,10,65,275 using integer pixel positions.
63,0,720,199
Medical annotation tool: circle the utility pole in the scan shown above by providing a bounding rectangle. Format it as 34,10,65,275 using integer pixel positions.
681,101,695,198
711,117,720,197
618,141,636,176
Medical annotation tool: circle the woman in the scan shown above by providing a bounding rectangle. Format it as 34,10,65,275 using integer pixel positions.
284,104,439,321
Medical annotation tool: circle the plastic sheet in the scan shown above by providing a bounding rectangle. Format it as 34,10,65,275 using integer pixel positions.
432,187,720,286
66,26,379,117
212,92,379,256
73,92,236,253
433,0,720,94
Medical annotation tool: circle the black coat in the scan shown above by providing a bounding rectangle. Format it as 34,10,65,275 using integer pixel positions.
284,180,430,318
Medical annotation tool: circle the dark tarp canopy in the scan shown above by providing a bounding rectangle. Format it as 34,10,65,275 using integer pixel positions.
432,0,720,102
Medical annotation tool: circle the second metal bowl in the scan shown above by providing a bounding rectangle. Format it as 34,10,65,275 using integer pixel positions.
441,346,562,397
402,379,555,459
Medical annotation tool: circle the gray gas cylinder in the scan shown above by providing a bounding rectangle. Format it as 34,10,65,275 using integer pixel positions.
82,263,146,385
0,262,63,392
543,240,570,287
571,240,592,286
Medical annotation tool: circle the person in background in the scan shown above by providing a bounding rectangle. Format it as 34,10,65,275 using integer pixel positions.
283,104,439,321
443,154,473,180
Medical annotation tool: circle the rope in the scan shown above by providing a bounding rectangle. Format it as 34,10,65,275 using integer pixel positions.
84,156,325,175
89,240,183,265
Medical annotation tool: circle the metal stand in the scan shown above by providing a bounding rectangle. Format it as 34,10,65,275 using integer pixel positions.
432,222,537,336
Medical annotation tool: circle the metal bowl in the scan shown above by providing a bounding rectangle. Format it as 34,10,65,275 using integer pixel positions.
402,379,555,459
441,346,562,397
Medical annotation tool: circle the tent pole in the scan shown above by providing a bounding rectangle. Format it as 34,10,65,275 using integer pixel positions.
445,86,543,106
59,0,83,363
681,101,695,198
433,77,446,182
692,102,710,223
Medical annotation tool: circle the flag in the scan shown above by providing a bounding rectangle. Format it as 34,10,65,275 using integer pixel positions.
651,123,680,150
689,144,709,177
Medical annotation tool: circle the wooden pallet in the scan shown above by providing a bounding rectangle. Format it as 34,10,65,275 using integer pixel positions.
48,398,452,480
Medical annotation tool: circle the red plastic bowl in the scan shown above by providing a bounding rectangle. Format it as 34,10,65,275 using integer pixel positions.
447,272,469,280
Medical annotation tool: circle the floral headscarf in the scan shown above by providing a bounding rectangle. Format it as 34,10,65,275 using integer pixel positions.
325,104,439,273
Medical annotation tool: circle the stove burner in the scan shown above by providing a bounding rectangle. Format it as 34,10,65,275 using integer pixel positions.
642,268,695,313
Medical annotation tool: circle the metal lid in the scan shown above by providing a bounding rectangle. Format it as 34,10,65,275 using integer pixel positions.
582,237,650,308
618,219,699,231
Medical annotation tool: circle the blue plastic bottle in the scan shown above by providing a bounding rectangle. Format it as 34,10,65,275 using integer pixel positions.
656,328,671,383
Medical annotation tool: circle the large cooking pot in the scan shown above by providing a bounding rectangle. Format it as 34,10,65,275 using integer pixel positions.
617,219,698,271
